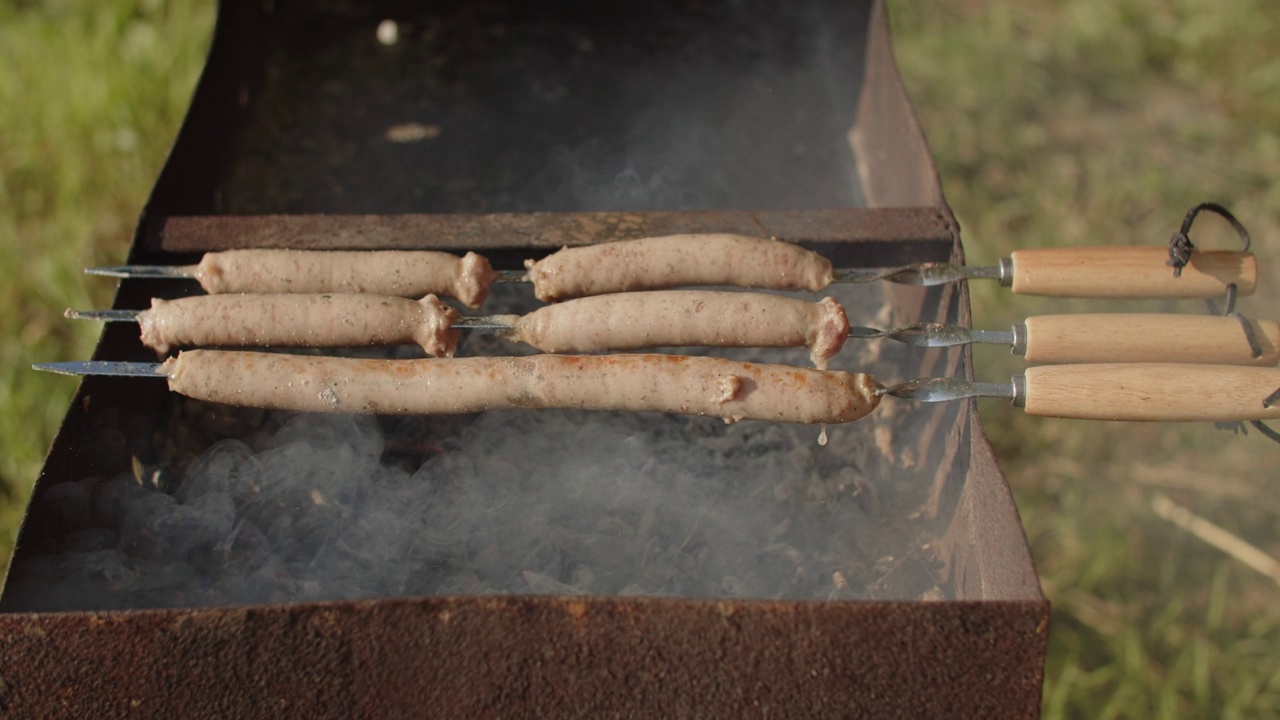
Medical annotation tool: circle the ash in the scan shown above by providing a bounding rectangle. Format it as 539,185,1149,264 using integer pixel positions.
7,285,954,610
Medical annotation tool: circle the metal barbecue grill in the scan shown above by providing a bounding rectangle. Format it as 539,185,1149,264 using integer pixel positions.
0,1,1049,717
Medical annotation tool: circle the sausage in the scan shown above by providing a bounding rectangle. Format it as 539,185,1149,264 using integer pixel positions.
138,294,461,358
194,250,498,308
163,351,882,424
524,234,836,301
500,291,850,369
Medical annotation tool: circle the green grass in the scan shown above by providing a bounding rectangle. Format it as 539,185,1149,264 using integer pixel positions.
2,1,1278,717
892,1,1280,717
0,0,214,563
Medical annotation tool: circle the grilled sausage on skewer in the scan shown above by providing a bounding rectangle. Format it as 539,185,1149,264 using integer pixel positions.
163,351,882,424
139,294,461,357
497,291,850,369
128,291,850,368
194,249,498,308
525,234,836,302
91,238,1258,301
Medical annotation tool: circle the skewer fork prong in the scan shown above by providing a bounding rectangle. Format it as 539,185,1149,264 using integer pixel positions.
64,308,141,322
84,265,197,279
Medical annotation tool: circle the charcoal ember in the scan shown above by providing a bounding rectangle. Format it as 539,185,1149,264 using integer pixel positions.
35,477,101,531
870,553,942,600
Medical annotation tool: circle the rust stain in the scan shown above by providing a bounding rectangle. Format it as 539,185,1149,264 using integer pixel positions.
152,209,955,255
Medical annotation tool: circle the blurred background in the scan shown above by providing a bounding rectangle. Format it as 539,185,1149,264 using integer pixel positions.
1,0,1276,716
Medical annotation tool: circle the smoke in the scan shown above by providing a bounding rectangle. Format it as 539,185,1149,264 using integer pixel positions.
6,284,952,611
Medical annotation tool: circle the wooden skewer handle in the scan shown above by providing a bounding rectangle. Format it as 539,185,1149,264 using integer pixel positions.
1008,247,1256,298
1021,364,1280,421
1022,314,1280,366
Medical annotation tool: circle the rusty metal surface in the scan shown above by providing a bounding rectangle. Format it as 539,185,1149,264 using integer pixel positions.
136,207,956,263
145,0,270,216
2,0,1047,716
148,0,874,217
0,595,1047,719
944,414,1047,600
849,0,947,208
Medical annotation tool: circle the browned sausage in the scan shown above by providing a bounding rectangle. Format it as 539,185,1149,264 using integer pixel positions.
524,235,836,301
163,351,882,424
194,250,498,308
138,294,461,358
500,291,850,369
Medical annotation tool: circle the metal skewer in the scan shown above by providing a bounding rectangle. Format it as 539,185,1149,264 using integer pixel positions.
489,264,1006,287
83,243,1255,300
85,265,199,279
62,306,1280,367
832,262,1005,287
875,377,1019,404
30,358,1280,424
87,261,1002,288
64,307,1019,352
36,360,168,378
34,358,1020,396
66,308,519,332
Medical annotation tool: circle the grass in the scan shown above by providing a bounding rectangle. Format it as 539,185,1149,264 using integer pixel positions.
0,0,214,564
892,1,1280,717
1,0,1277,717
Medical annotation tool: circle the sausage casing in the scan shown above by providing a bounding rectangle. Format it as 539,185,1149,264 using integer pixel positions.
524,234,836,301
164,351,882,424
138,294,460,357
502,291,850,369
194,250,498,308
